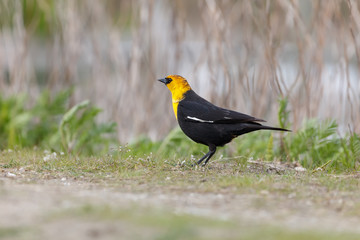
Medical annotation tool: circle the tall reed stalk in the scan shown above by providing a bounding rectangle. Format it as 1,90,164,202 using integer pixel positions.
0,0,359,141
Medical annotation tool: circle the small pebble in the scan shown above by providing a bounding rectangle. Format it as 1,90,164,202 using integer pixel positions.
6,172,16,178
295,166,307,172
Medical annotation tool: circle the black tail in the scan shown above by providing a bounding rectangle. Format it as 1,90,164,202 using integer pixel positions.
257,125,291,132
231,123,290,136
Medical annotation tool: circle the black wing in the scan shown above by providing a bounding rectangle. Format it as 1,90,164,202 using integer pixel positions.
178,99,265,124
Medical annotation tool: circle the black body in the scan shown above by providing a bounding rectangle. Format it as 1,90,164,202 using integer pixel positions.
177,90,289,165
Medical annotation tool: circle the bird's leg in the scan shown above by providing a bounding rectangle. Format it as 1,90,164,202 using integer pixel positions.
202,145,216,166
196,145,216,166
196,152,211,165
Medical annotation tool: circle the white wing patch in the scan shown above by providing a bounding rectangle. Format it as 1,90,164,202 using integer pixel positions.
186,116,214,123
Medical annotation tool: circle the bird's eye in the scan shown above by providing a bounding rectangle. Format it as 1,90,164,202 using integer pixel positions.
165,78,172,84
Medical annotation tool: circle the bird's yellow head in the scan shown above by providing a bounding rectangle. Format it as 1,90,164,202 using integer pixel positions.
158,75,192,118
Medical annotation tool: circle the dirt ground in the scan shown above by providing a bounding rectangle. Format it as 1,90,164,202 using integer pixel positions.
1,167,360,240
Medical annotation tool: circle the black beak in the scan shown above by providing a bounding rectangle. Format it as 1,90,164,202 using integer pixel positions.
158,78,167,84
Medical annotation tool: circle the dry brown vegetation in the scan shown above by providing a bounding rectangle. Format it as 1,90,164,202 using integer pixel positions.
0,0,359,142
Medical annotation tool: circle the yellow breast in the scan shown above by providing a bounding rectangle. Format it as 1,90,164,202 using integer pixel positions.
170,86,189,119
172,98,182,119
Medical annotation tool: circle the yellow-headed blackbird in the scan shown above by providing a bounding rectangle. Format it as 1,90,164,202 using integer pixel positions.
158,75,290,165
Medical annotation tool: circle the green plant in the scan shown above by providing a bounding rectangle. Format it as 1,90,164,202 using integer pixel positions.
335,133,360,170
126,136,161,157
29,90,71,146
233,131,273,160
285,119,339,168
0,94,29,148
283,119,360,172
0,90,70,149
57,100,117,155
278,97,290,129
157,127,208,158
0,90,117,155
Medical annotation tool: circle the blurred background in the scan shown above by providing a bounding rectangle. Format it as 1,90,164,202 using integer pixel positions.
1,0,359,143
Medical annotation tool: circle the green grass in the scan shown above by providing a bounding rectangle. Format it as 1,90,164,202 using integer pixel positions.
1,148,359,195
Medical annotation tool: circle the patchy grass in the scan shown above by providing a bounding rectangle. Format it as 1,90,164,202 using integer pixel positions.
1,149,360,239
1,148,360,200
1,149,360,192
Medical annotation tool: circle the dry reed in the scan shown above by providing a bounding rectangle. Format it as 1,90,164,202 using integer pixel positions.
0,0,359,142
